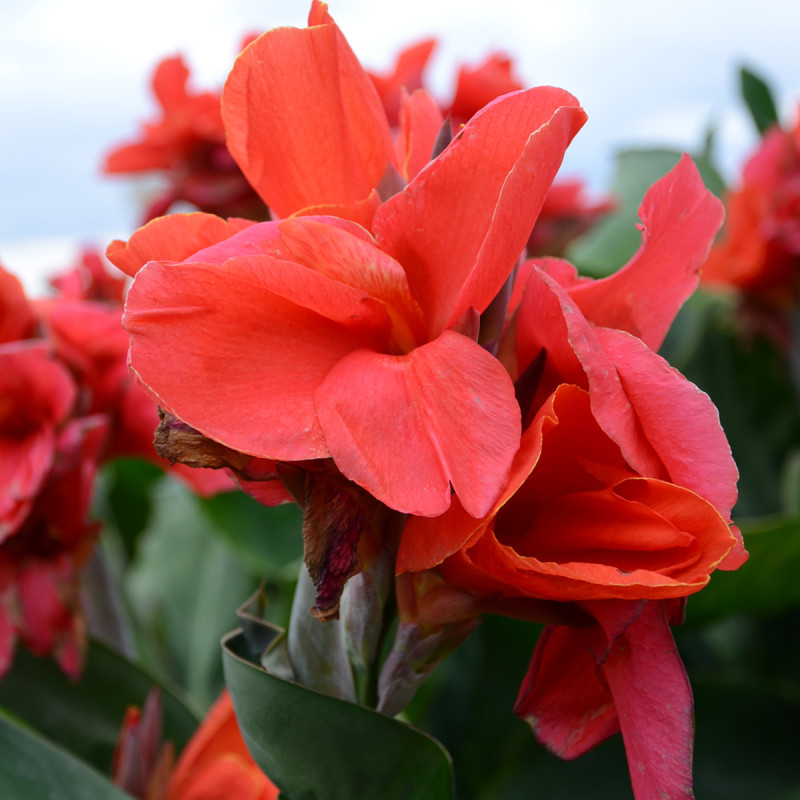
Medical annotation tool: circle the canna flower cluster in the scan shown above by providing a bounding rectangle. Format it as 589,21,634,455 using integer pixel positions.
112,3,746,798
0,250,231,681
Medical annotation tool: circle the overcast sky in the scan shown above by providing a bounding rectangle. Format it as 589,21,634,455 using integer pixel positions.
1,0,797,289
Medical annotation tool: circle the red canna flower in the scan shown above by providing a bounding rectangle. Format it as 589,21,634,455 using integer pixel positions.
49,248,128,304
0,341,77,541
114,1,587,520
165,690,278,800
396,156,744,800
702,107,800,309
104,54,267,222
113,689,278,800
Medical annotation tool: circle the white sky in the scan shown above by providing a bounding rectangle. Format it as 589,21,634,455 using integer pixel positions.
1,0,798,290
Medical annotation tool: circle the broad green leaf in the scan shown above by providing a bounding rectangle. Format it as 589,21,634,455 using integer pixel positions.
567,148,725,278
687,516,800,623
125,478,259,707
222,630,455,799
740,65,779,135
0,640,200,773
97,458,164,559
199,490,303,577
0,708,134,800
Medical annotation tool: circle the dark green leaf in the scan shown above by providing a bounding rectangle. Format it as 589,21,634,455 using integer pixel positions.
97,458,165,559
567,148,725,278
740,66,779,135
0,640,200,773
125,479,259,706
687,516,800,623
199,491,303,576
222,630,455,800
0,708,135,799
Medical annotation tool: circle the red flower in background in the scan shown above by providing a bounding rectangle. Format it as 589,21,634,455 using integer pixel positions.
368,39,523,127
165,691,277,800
702,107,800,322
0,249,233,681
526,179,616,257
104,54,267,223
0,265,37,344
367,38,611,257
113,690,278,800
0,340,107,678
114,1,587,520
398,157,745,800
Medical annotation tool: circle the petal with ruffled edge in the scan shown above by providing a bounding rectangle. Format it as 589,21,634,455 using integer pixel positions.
374,86,586,338
595,328,741,537
222,0,395,222
516,266,666,480
107,213,254,277
569,154,724,351
315,330,521,517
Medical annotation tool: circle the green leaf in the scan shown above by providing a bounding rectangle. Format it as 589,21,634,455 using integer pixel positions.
687,516,800,624
740,65,779,135
97,458,165,560
567,148,725,278
199,490,303,577
0,708,134,800
0,639,200,774
125,478,259,706
222,630,455,800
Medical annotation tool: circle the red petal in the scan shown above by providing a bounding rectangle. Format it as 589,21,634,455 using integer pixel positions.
569,154,724,351
397,392,549,572
516,267,666,479
0,342,77,541
595,327,739,523
515,623,619,759
374,87,586,338
396,89,444,181
277,218,426,347
315,331,521,517
587,600,695,800
124,257,390,461
107,213,254,277
0,265,36,344
222,7,395,219
151,55,190,113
